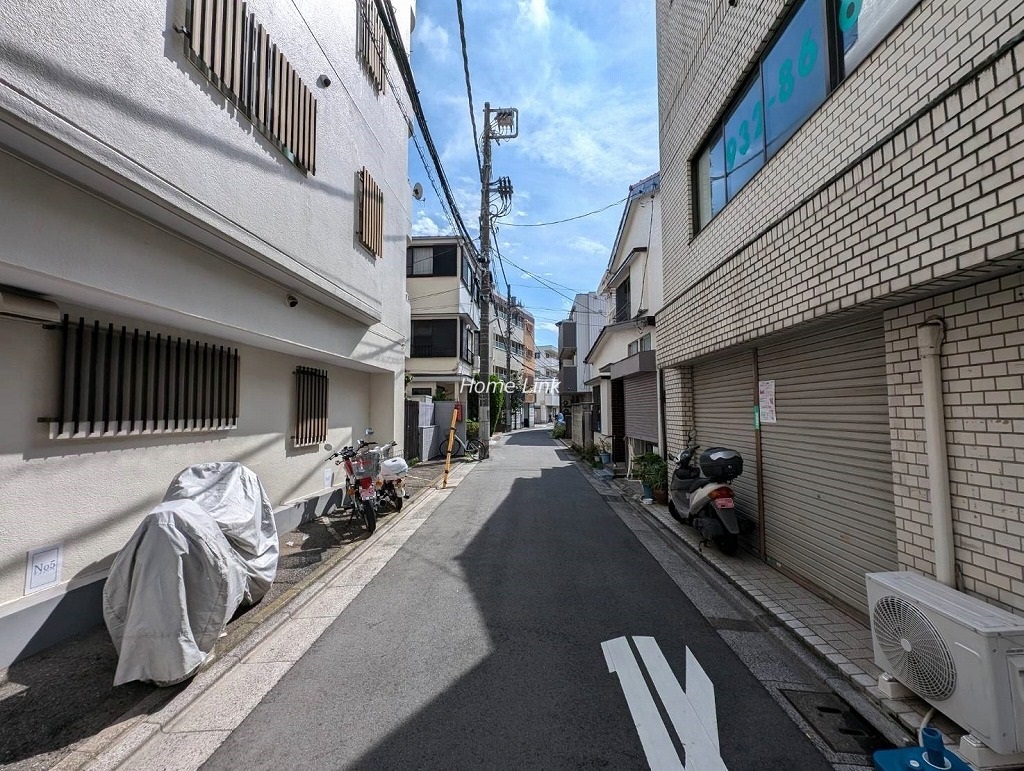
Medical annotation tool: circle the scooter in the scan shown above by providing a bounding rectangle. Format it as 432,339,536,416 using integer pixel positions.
325,429,408,535
668,435,743,555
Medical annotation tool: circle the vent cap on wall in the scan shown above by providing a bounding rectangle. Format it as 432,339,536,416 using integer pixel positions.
0,289,60,324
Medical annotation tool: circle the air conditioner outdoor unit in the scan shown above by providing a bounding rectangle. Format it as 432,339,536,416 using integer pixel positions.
866,571,1024,755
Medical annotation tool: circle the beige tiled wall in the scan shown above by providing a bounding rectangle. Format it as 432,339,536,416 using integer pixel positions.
656,0,1024,367
885,272,1024,613
662,366,694,460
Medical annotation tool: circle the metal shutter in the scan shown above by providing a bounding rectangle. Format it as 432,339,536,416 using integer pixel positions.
693,350,758,544
623,373,658,443
758,315,897,616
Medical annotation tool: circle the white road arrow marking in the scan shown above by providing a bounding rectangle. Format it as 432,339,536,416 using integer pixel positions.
602,636,729,771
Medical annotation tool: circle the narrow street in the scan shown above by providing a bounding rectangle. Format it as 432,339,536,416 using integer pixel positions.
193,429,872,770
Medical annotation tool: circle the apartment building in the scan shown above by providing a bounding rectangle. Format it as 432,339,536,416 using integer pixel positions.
585,173,664,466
531,344,561,424
0,0,414,665
490,290,535,428
406,236,481,401
557,292,608,442
657,0,1024,618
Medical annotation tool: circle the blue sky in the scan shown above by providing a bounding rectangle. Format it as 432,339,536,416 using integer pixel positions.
407,0,658,347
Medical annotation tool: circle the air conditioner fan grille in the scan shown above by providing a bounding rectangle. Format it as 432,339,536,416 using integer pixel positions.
872,594,956,701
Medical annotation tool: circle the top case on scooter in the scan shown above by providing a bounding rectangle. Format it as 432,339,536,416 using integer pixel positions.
380,457,408,480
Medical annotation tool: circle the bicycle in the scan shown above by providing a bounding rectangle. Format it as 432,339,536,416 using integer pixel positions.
440,433,483,458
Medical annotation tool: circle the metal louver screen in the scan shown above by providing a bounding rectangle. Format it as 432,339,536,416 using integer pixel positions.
293,366,328,448
360,167,384,257
43,315,239,438
358,0,387,93
186,0,317,174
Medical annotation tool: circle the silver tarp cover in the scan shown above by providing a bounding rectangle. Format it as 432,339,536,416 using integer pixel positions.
163,462,279,604
103,463,279,685
102,499,247,686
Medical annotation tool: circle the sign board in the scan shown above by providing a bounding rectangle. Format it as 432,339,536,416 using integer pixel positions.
25,543,63,594
324,467,334,490
758,380,777,424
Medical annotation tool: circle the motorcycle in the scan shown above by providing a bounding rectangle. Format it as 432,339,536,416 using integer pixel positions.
325,429,408,535
668,434,743,555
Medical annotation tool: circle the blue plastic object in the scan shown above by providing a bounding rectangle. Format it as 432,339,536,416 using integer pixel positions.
873,728,972,771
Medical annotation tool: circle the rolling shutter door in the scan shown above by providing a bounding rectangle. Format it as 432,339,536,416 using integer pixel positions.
623,373,658,443
758,315,897,616
693,350,757,543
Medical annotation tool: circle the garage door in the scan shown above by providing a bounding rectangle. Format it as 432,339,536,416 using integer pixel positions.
693,350,758,543
758,315,897,616
623,372,658,443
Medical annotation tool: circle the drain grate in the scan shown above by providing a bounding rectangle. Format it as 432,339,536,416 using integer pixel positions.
780,689,892,755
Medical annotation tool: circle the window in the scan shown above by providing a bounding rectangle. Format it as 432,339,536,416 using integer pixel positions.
357,0,387,94
461,251,475,289
411,387,432,396
359,167,384,257
42,315,239,438
184,0,317,173
411,320,457,358
693,0,919,230
406,245,457,277
614,277,631,322
460,322,476,363
293,366,328,448
627,334,652,357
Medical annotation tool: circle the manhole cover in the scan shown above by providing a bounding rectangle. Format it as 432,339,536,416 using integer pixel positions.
780,690,892,755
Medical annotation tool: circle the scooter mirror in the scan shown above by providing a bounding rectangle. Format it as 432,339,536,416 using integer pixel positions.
364,427,374,436
323,443,333,451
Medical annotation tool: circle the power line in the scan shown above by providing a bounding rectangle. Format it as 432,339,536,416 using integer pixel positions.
372,0,478,258
455,0,482,176
496,196,628,227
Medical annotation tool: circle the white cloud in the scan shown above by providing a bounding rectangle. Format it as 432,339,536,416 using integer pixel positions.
411,212,444,237
568,236,607,256
415,15,450,63
517,0,550,31
537,321,559,333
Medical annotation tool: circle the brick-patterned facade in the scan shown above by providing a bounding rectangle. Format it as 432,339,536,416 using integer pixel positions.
662,365,693,461
885,271,1024,613
658,1,1024,365
657,0,1024,612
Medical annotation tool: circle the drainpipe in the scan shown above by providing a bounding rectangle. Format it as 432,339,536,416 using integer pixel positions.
917,317,955,587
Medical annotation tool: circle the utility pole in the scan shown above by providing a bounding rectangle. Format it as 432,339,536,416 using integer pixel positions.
476,103,517,459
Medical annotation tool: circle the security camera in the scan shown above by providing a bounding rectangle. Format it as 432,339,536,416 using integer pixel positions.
286,294,299,308
317,75,331,88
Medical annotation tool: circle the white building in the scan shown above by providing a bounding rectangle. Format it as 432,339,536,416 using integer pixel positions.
406,236,480,401
557,292,607,442
584,173,663,467
531,344,560,424
0,0,415,665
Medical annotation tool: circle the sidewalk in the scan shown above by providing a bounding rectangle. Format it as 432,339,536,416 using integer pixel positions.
0,456,471,771
564,448,961,747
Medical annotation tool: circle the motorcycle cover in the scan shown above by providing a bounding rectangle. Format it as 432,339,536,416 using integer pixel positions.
102,499,247,686
163,462,279,604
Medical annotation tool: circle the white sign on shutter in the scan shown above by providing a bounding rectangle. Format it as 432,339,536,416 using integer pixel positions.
758,380,777,423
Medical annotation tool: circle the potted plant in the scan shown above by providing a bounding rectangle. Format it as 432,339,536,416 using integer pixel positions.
596,438,612,465
638,452,668,503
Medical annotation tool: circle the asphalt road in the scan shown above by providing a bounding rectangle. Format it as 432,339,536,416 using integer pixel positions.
203,430,843,770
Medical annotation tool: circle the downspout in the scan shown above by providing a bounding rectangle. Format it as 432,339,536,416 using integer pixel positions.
916,318,955,587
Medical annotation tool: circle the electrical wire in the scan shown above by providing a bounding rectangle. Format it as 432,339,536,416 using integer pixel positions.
372,0,478,258
455,0,482,177
496,196,628,227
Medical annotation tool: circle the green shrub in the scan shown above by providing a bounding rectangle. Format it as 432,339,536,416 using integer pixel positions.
466,419,480,440
552,422,566,439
